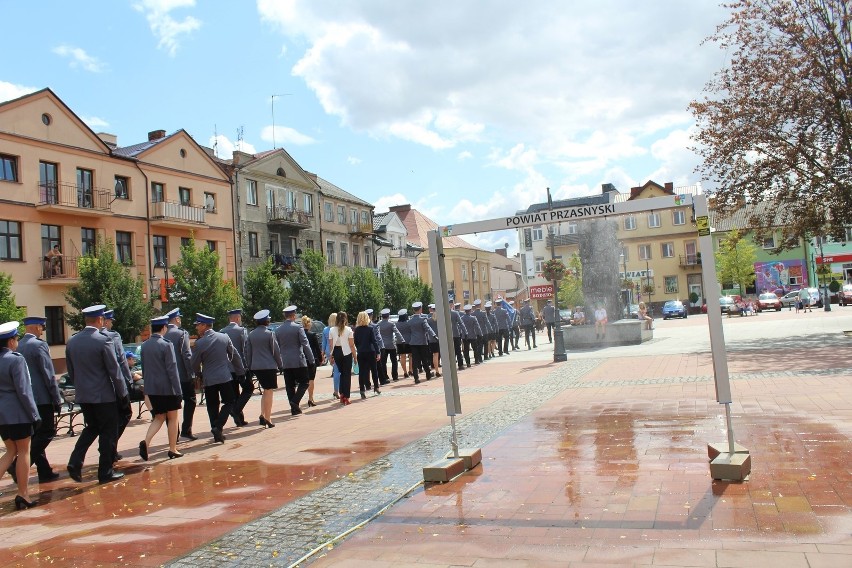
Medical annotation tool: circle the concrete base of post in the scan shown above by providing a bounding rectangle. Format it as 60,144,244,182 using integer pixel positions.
423,457,466,483
708,442,751,481
445,447,482,470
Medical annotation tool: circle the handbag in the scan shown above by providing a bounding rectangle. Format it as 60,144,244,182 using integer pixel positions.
352,360,360,375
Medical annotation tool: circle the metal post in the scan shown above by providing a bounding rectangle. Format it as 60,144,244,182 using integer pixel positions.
547,188,567,362
818,237,831,311
449,415,459,459
725,403,736,454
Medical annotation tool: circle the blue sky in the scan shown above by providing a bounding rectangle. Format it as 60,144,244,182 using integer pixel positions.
1,1,729,253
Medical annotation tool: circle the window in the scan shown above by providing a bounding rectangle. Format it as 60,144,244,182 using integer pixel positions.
41,224,61,259
532,227,544,241
673,210,686,225
324,202,333,222
648,212,661,228
624,215,636,230
207,240,216,252
0,220,21,260
44,306,65,346
304,193,313,215
364,246,371,268
266,185,275,208
81,227,96,256
76,168,93,208
179,187,191,206
153,235,167,266
305,239,314,251
248,232,259,257
326,241,335,264
114,176,129,199
482,268,487,283
286,190,296,210
534,257,545,273
340,242,348,266
353,246,360,267
664,275,679,294
151,182,164,203
276,167,286,177
462,264,468,281
0,154,18,182
762,235,776,249
639,244,652,260
180,237,191,249
661,242,674,258
566,222,578,234
337,205,346,225
620,244,630,262
116,231,132,264
204,192,216,213
472,265,477,281
351,208,358,228
361,211,369,228
246,179,258,206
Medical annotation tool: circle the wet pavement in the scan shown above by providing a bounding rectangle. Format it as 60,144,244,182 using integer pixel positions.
0,309,850,566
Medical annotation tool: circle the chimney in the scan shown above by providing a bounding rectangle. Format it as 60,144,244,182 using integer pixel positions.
664,182,674,193
148,129,166,141
601,183,616,193
97,132,117,147
389,204,412,213
494,246,508,257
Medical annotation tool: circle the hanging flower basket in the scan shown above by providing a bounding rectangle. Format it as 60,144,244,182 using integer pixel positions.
622,279,635,289
641,284,655,295
542,259,568,281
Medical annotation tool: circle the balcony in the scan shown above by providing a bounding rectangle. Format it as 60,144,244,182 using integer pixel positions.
349,222,375,238
270,253,298,275
150,200,206,227
678,254,702,269
36,182,112,216
267,206,311,228
392,246,421,259
38,255,79,284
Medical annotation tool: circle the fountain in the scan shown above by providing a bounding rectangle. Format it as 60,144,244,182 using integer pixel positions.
578,218,622,320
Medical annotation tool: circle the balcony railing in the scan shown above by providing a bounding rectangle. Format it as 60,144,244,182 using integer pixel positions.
151,200,206,225
267,206,311,227
349,222,374,236
38,255,79,281
392,247,420,259
38,182,112,212
678,254,702,268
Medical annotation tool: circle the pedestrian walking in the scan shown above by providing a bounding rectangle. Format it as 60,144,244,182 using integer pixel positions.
485,302,498,359
322,313,341,399
377,308,404,382
427,304,441,377
220,309,250,427
138,316,183,461
328,312,356,405
509,300,521,349
66,305,128,484
164,308,197,441
461,305,483,366
494,298,511,356
449,301,467,370
0,321,41,509
302,315,322,407
353,311,381,397
472,300,492,361
408,302,437,383
100,309,133,462
365,309,384,388
519,299,537,349
274,306,314,416
542,299,556,343
395,310,412,378
246,310,283,427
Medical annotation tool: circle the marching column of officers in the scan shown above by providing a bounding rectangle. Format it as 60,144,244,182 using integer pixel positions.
0,295,539,509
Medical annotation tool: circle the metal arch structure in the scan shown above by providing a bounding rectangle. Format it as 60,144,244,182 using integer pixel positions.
427,193,746,472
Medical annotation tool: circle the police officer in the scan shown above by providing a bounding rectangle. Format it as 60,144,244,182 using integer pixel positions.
274,306,314,416
139,315,183,461
66,305,127,484
101,309,133,461
364,309,384,387
15,316,63,482
164,308,197,440
220,308,250,427
449,300,467,371
377,308,404,382
246,309,283,427
519,299,537,349
485,302,498,359
472,300,492,361
408,301,437,383
426,304,442,377
542,299,556,343
494,298,511,356
395,309,412,378
191,313,244,443
460,304,483,366
509,300,521,349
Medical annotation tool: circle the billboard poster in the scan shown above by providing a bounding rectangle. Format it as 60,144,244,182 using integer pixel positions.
754,259,807,294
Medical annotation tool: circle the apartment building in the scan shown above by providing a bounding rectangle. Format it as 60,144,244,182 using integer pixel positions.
312,175,376,270
373,211,422,277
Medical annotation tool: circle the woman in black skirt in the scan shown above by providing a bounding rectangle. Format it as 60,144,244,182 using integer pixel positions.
246,310,284,427
301,316,322,407
0,321,40,509
139,316,184,460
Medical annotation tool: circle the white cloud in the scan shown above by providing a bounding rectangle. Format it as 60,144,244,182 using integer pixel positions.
346,156,361,165
260,125,316,146
373,193,409,213
457,150,472,161
52,45,106,73
81,116,110,129
133,0,201,56
0,81,38,103
209,134,257,159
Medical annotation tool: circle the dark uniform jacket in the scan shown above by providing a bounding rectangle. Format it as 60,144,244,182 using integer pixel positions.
377,319,404,348
164,324,193,383
17,333,62,406
66,327,127,403
140,333,182,396
274,320,314,369
473,309,492,334
0,347,39,424
408,313,437,346
461,313,483,338
191,329,244,387
220,322,248,375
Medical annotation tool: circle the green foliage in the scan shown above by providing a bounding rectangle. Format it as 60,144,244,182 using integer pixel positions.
715,229,757,294
0,273,25,330
288,250,347,324
689,291,700,304
64,238,152,341
828,279,841,293
414,278,434,307
242,258,289,324
557,254,584,308
379,261,418,312
169,237,241,329
344,266,384,318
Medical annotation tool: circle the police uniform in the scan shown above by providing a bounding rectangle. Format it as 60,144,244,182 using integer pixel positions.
16,316,63,480
274,307,314,415
220,310,250,426
100,309,133,464
472,300,492,361
377,309,405,382
246,311,283,389
485,303,498,358
460,305,483,366
449,302,467,370
542,301,556,343
408,302,437,382
509,301,521,349
140,324,182,413
494,299,511,356
0,322,39,442
66,305,128,484
164,308,197,439
519,300,537,349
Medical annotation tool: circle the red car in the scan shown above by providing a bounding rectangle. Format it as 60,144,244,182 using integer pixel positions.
756,292,781,311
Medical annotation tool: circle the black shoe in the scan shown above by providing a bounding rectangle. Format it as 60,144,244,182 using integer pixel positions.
168,451,184,459
291,407,303,415
374,388,381,395
113,453,123,462
180,430,198,441
414,378,421,384
259,415,268,427
403,372,409,378
232,417,248,427
380,380,390,385
360,391,367,399
211,427,225,443
139,441,149,461
38,471,60,483
67,465,82,483
98,472,125,484
307,400,317,407
14,495,37,510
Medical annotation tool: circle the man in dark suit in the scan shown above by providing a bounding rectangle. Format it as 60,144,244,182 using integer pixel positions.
408,301,437,383
461,305,483,366
220,308,250,427
66,305,128,484
191,313,244,443
274,306,314,415
14,316,63,482
164,308,196,440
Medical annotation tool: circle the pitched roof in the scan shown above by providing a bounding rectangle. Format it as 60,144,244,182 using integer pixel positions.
391,205,483,251
313,175,372,208
373,212,389,231
709,201,792,232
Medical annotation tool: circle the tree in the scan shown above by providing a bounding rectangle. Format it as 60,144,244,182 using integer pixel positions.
690,0,852,248
344,266,385,318
379,261,417,312
65,239,151,341
412,277,434,307
0,273,25,329
242,258,289,323
288,250,347,323
557,253,584,309
169,237,241,330
716,229,758,293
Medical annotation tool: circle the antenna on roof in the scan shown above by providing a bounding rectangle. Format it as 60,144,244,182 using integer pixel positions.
213,124,219,157
271,94,292,149
236,126,244,152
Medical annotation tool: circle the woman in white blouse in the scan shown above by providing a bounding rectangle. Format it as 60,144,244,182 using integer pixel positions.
328,312,357,405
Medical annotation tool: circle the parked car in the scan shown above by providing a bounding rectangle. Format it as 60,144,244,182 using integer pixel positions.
661,300,687,319
840,284,852,306
558,308,572,324
756,292,782,311
805,287,823,308
623,304,639,319
779,290,800,308
719,296,736,313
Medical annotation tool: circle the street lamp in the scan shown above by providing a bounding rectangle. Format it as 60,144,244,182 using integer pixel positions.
619,245,629,308
155,258,170,303
817,237,831,312
546,187,567,363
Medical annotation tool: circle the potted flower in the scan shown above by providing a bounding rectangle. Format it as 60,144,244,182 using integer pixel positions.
542,258,567,281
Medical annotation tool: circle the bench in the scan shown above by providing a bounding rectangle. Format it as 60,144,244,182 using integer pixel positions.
55,402,84,437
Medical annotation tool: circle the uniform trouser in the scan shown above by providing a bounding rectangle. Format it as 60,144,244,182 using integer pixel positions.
545,322,554,342
30,404,57,476
512,326,521,348
69,402,119,481
380,348,399,381
114,395,131,460
473,337,484,363
523,324,536,347
283,367,309,412
463,338,475,366
410,344,432,379
357,352,376,392
204,381,236,430
181,380,197,433
231,373,253,422
477,335,487,361
453,336,465,369
498,329,510,354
